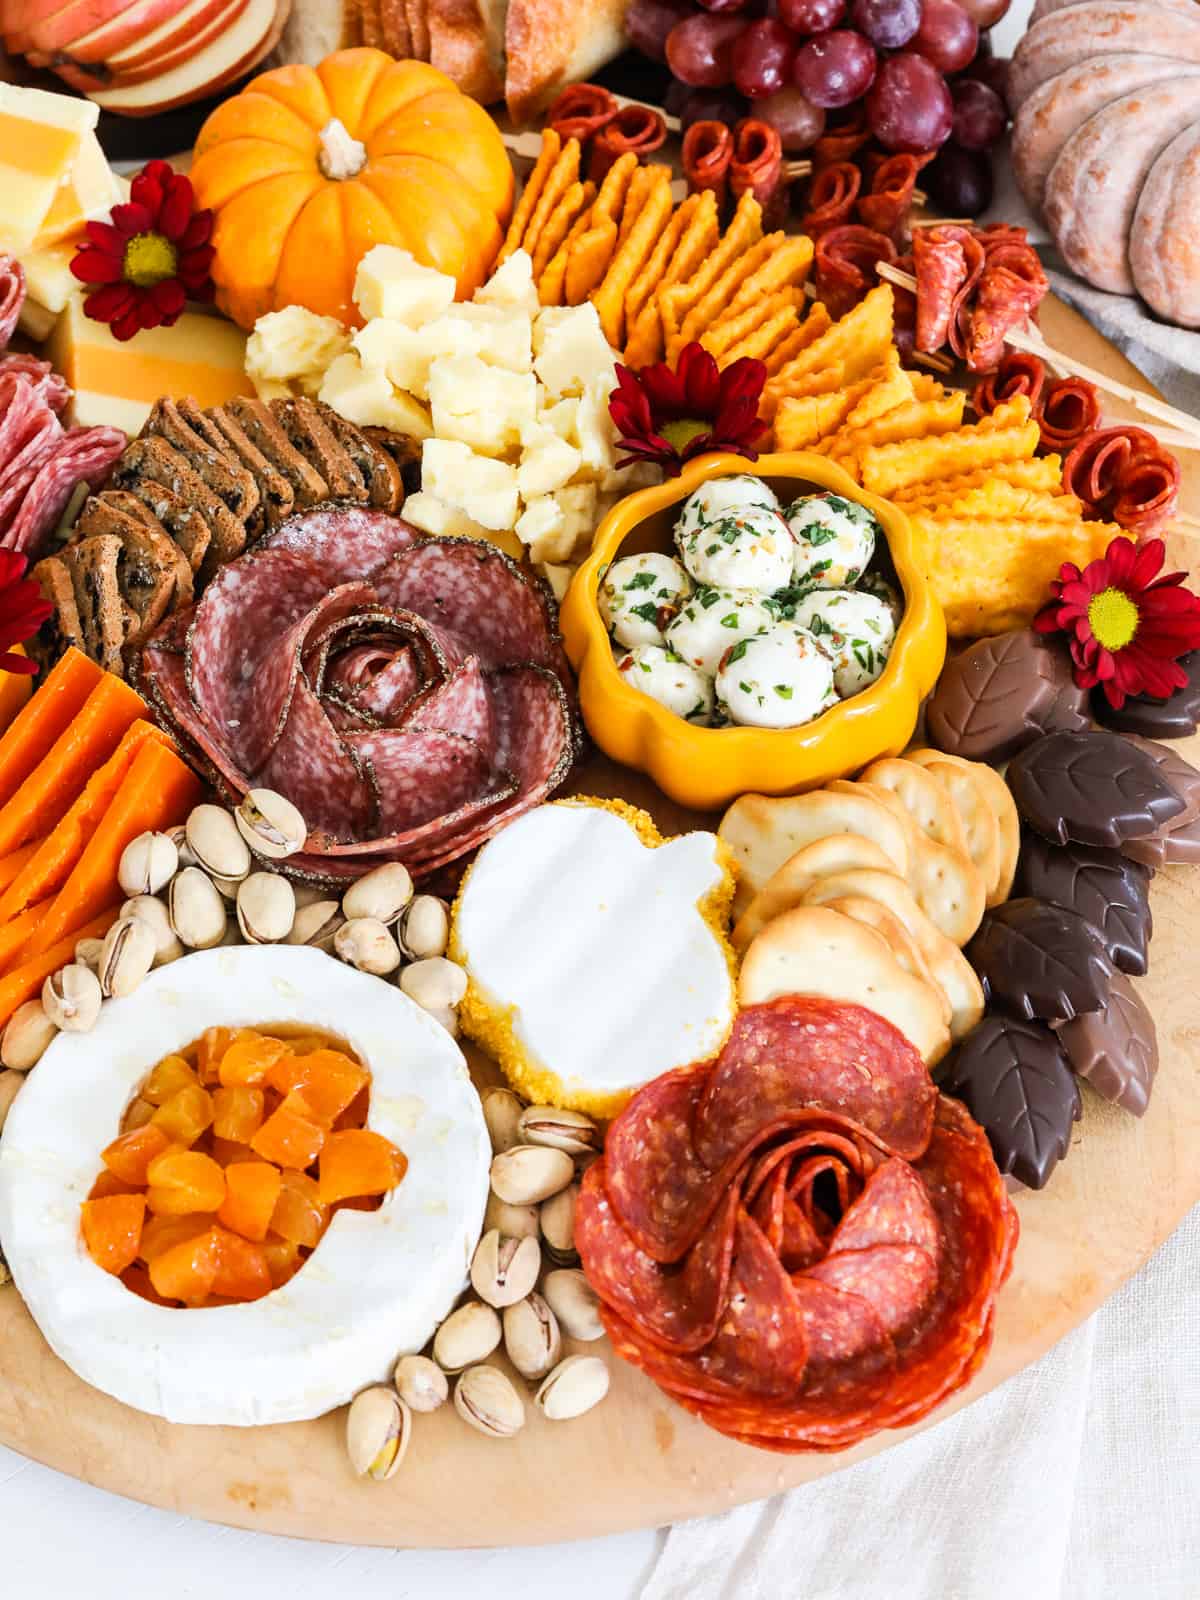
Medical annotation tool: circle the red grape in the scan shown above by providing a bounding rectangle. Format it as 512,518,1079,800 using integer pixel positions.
866,51,953,150
792,28,877,108
777,0,845,34
954,0,1009,25
626,0,697,60
732,18,797,98
961,54,1011,105
755,84,827,148
675,86,750,129
666,13,746,86
851,0,921,49
951,77,1006,148
926,140,993,213
912,0,977,72
696,0,754,14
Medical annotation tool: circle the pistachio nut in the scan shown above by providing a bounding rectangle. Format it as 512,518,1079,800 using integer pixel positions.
236,871,297,945
98,916,157,999
453,1365,525,1439
119,896,184,966
469,1229,541,1309
42,963,102,1032
341,862,414,925
117,830,179,898
534,1355,610,1421
396,894,449,960
185,803,252,883
483,1192,539,1240
235,788,307,861
334,916,401,977
517,1105,599,1157
502,1291,562,1381
425,1002,460,1039
541,1268,604,1342
0,1000,57,1072
489,1144,574,1206
345,1386,410,1481
218,917,241,946
73,937,104,972
209,871,244,902
539,1181,579,1264
399,957,467,1013
168,867,229,950
393,1353,448,1413
0,1069,22,1133
432,1299,502,1373
481,1086,525,1155
166,823,196,868
286,900,344,951
291,883,329,911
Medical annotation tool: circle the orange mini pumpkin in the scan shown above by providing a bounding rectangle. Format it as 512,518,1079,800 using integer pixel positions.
191,49,515,329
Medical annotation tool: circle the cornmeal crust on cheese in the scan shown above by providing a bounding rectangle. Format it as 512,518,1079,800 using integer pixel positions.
452,797,737,1118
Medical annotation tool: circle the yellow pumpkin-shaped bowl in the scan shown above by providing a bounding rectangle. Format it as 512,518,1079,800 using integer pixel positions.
560,452,946,812
191,49,514,329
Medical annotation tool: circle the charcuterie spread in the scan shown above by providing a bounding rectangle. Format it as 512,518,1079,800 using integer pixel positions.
0,19,1197,1534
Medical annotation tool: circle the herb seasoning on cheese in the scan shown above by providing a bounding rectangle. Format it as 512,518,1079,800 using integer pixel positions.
599,551,692,649
791,588,897,697
786,493,879,589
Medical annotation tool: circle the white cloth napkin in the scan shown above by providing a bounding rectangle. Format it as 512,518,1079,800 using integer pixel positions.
637,1203,1200,1600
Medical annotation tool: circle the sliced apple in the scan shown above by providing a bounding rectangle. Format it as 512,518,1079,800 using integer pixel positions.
53,0,250,90
83,0,286,115
26,0,185,56
107,0,242,67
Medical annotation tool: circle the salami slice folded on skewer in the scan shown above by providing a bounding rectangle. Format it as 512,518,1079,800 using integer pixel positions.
682,121,734,207
1036,377,1101,453
973,351,1046,419
545,83,619,144
811,107,870,170
911,225,969,354
1063,425,1181,533
857,153,935,240
814,225,897,320
590,104,668,183
965,236,1049,372
801,161,862,240
730,119,786,228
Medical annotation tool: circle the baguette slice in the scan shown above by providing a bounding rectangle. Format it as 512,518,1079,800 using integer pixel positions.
504,0,632,123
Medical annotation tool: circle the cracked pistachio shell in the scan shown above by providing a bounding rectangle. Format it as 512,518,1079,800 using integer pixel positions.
469,1229,541,1309
393,1354,448,1413
453,1365,525,1439
166,824,196,868
98,916,157,999
0,1000,57,1072
399,957,467,1013
117,830,179,897
535,1355,610,1421
236,871,296,944
483,1192,539,1240
286,900,344,951
185,804,252,882
235,788,307,860
73,937,104,971
539,1181,579,1262
42,963,102,1032
432,1300,502,1373
119,896,184,966
517,1104,599,1156
490,1144,574,1205
335,916,401,976
541,1269,605,1341
502,1292,562,1381
168,867,228,950
481,1086,524,1154
346,1386,410,1481
396,895,449,960
0,1069,22,1132
341,862,413,924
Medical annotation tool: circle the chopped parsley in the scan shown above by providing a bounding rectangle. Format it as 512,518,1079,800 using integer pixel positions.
773,684,794,699
624,570,658,591
725,638,751,665
629,602,659,624
799,523,838,546
720,611,741,628
697,587,721,610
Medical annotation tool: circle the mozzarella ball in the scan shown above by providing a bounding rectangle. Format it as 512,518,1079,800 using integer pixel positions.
786,492,879,589
617,645,715,724
676,502,795,594
791,588,897,698
715,627,836,729
675,474,781,545
598,552,692,650
858,569,903,622
665,587,775,676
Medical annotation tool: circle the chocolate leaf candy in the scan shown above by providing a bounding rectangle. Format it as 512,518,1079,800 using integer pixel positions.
1007,730,1186,848
1053,970,1158,1118
941,1014,1080,1190
1125,814,1200,868
1013,833,1153,976
967,897,1116,1022
1119,735,1200,868
1092,649,1200,740
925,629,1087,764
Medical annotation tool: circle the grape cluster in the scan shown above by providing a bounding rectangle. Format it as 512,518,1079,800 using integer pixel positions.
630,0,1010,173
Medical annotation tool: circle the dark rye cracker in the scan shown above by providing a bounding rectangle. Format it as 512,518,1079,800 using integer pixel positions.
62,535,126,678
114,435,247,572
316,402,404,510
274,397,366,503
225,397,328,510
112,474,212,575
142,396,260,527
203,402,295,528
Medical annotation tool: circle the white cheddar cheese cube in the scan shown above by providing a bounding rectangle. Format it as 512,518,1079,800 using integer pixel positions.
318,352,432,437
352,317,434,399
533,303,617,398
573,375,618,478
552,482,599,558
537,396,580,444
248,306,350,398
517,431,582,497
353,246,456,326
421,305,533,372
475,251,540,319
422,440,520,531
427,356,537,457
515,495,572,564
403,491,493,541
538,562,575,602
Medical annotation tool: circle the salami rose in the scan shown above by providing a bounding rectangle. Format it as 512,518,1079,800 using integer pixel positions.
579,997,1016,1454
682,120,734,206
1036,377,1101,454
730,119,786,228
802,161,862,240
973,350,1046,420
590,104,668,183
815,225,897,320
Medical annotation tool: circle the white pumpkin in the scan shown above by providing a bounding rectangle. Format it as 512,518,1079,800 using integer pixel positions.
0,945,489,1427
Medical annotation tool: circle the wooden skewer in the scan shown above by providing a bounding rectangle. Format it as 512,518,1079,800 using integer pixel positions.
1140,426,1200,454
909,216,972,228
612,92,682,135
784,160,813,181
1171,512,1200,534
877,261,918,292
913,350,954,374
912,188,928,207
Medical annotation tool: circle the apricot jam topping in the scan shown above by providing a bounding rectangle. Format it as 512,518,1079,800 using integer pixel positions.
80,1027,407,1307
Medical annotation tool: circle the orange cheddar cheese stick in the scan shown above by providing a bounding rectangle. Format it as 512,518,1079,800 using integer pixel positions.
26,737,202,959
0,837,47,894
0,670,147,856
0,900,47,974
0,906,120,1030
0,648,103,812
0,720,170,928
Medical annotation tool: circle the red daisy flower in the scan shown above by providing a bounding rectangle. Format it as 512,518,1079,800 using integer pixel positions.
0,550,53,675
609,342,768,477
1033,535,1200,709
70,159,215,343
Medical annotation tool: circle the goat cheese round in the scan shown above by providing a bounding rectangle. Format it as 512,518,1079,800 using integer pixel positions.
792,587,897,697
715,626,836,728
676,502,794,594
675,474,781,545
786,493,879,589
598,551,692,650
0,946,489,1428
665,586,775,676
618,644,714,723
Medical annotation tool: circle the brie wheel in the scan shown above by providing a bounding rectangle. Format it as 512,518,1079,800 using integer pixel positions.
0,946,489,1427
453,801,736,1116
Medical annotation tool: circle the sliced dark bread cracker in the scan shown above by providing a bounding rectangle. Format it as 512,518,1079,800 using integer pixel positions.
114,474,213,575
273,396,366,503
315,403,405,511
30,553,85,669
73,493,184,649
142,396,260,528
225,397,328,509
61,535,126,678
113,436,247,573
363,426,423,496
202,402,295,529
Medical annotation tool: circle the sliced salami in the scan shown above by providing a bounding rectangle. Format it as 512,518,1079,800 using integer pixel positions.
259,674,376,842
0,255,24,348
5,424,125,557
262,505,420,578
345,725,492,836
0,353,70,414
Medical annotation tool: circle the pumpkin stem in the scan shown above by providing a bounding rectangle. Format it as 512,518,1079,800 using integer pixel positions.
318,118,368,181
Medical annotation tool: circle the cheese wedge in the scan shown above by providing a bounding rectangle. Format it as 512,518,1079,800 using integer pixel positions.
33,133,122,250
0,85,98,254
0,945,489,1427
48,296,254,432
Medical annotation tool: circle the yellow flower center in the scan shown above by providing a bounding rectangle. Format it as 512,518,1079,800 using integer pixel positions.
661,418,710,451
122,232,177,289
1087,586,1139,651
